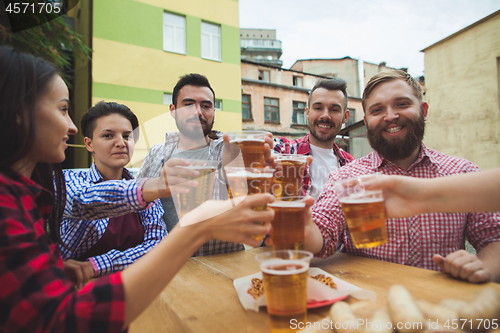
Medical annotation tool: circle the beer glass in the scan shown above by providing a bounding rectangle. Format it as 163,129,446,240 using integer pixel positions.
273,154,307,198
256,250,313,333
225,166,274,241
226,131,268,168
334,174,387,248
268,196,306,251
173,159,218,219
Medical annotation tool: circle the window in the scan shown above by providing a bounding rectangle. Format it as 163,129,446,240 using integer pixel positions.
242,94,252,121
201,22,221,61
163,12,186,54
214,99,222,110
293,76,303,87
163,93,173,105
258,70,270,82
345,108,356,127
292,101,307,125
264,97,279,123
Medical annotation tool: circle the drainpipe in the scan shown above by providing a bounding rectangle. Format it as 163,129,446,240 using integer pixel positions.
358,58,364,98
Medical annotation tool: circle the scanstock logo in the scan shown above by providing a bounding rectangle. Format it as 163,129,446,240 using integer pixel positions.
1,0,79,33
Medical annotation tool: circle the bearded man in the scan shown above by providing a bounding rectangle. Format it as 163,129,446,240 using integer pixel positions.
303,70,500,283
137,73,243,256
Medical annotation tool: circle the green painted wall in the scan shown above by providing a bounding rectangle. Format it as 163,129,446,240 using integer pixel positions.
93,0,239,64
221,24,240,65
93,0,162,50
186,16,201,57
93,82,240,113
93,82,164,104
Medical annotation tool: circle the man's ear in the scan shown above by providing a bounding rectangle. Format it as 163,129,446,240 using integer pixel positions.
342,109,350,124
84,137,94,153
421,102,429,120
170,104,175,119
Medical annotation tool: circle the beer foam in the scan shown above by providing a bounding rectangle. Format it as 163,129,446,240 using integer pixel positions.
230,138,265,143
226,170,273,178
338,195,383,204
267,200,306,208
177,165,217,170
260,259,309,275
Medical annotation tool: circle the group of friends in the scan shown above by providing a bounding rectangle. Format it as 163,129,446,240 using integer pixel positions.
0,45,499,332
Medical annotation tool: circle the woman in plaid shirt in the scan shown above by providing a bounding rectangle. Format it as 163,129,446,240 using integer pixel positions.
0,46,273,332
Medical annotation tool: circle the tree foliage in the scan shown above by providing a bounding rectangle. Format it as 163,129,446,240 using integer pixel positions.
0,2,91,81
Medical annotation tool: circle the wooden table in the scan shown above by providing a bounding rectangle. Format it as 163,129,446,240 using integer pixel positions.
129,247,500,333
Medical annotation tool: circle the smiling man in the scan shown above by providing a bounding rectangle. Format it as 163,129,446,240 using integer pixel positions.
137,73,244,256
304,70,500,283
273,78,353,201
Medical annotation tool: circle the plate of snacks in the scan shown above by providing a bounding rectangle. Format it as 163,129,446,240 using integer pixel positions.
235,267,376,312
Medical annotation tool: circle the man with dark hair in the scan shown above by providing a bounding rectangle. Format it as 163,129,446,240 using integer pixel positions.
273,78,353,201
304,70,500,283
137,73,244,256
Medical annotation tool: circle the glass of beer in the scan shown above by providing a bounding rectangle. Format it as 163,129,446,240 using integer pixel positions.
334,174,387,248
256,250,313,333
173,159,218,219
273,154,308,198
224,166,274,241
226,131,268,168
268,196,306,251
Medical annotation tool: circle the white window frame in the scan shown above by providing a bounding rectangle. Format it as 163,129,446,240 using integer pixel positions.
201,21,221,61
214,99,222,110
163,93,173,105
163,12,186,54
292,101,307,125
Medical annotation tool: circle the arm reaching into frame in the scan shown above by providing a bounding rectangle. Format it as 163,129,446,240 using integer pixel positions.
363,168,500,218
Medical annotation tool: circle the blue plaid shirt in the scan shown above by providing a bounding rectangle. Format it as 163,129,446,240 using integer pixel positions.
61,164,167,276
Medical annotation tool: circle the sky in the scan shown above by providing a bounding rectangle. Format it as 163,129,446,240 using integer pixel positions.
238,0,500,77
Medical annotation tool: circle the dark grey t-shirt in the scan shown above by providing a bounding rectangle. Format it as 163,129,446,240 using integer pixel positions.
162,145,211,232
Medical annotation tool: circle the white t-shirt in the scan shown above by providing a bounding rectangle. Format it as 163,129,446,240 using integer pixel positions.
309,145,339,201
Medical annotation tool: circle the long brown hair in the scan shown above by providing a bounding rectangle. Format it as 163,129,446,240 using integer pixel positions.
0,46,66,243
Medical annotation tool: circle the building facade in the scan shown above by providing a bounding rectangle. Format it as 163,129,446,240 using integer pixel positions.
422,10,500,170
68,0,242,168
290,57,401,98
240,28,283,68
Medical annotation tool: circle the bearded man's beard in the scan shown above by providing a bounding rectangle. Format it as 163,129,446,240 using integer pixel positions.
175,114,215,139
367,112,425,161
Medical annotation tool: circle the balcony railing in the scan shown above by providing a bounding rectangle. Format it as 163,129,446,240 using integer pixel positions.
240,39,282,49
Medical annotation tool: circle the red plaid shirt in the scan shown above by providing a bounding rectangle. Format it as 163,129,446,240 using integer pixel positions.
0,170,125,333
273,133,354,196
312,143,500,271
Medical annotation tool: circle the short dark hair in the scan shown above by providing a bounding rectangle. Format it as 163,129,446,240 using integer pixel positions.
172,73,215,108
308,78,348,110
362,70,424,112
81,101,139,141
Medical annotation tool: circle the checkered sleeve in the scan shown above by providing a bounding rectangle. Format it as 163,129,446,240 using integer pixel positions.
440,161,500,253
273,137,291,154
136,142,165,179
64,170,147,220
91,200,167,276
0,183,125,332
311,173,348,258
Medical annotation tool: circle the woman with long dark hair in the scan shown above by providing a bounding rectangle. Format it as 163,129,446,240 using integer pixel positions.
0,46,273,332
